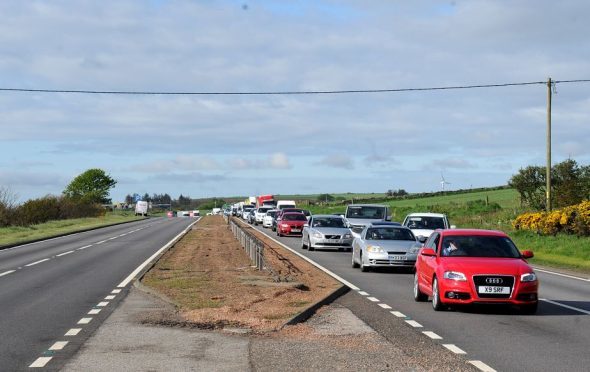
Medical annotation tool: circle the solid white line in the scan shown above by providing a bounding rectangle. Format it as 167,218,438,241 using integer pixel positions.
97,302,109,307
77,318,92,324
405,320,423,328
56,250,74,257
367,297,380,302
378,303,392,309
357,291,369,296
105,295,116,300
65,328,81,336
422,331,442,340
469,360,497,372
29,357,52,368
390,311,406,318
25,258,50,267
443,344,466,354
254,227,361,291
88,309,101,315
0,270,15,277
111,289,121,294
78,245,92,250
117,218,200,288
533,267,590,282
541,298,590,315
48,341,68,351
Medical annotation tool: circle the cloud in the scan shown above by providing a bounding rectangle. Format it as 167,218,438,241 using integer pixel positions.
228,152,292,170
268,152,291,169
315,154,355,169
425,158,477,170
131,156,222,173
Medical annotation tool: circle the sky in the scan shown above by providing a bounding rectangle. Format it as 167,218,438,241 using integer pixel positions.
1,0,589,203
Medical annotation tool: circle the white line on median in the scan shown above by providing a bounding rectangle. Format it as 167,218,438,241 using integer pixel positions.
378,303,392,309
97,302,109,307
56,250,74,257
469,360,497,372
443,344,466,354
48,341,68,351
105,295,116,300
422,331,442,340
405,320,423,328
0,270,15,277
88,309,101,315
111,289,121,294
25,258,50,267
65,328,81,336
77,318,92,324
390,311,406,318
357,291,369,296
366,297,380,302
541,298,590,315
117,218,200,288
533,267,590,282
29,357,52,368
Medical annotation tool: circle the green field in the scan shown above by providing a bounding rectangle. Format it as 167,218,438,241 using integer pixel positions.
0,211,142,247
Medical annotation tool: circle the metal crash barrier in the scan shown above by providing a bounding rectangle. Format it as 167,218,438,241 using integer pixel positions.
229,218,267,272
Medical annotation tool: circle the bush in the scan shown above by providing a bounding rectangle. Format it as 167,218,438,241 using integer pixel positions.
8,195,103,227
513,200,590,236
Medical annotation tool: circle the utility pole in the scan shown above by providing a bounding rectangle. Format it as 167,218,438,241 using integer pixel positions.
546,77,552,211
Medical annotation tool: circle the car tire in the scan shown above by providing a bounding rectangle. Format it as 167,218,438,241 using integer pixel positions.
351,252,360,268
414,273,428,302
360,253,370,272
432,277,445,311
301,238,308,250
520,302,538,315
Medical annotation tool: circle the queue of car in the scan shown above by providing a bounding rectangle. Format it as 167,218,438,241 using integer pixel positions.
231,199,539,314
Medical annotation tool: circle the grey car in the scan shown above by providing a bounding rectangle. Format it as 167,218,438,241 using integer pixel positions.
301,215,353,251
351,223,421,272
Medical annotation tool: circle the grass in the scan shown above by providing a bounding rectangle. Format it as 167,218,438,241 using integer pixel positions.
142,272,223,310
0,211,142,247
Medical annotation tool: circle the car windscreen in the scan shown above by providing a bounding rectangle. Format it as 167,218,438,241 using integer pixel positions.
312,217,346,228
441,236,521,258
282,214,307,221
346,206,385,219
405,216,445,230
365,227,415,241
243,207,254,212
258,207,271,213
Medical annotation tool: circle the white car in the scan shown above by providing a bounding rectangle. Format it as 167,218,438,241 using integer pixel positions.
402,213,455,242
263,210,278,228
254,206,273,225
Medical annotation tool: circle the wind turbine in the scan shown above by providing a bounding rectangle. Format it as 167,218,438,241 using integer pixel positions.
440,173,451,191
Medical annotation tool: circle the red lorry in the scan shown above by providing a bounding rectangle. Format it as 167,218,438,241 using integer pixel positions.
257,194,275,207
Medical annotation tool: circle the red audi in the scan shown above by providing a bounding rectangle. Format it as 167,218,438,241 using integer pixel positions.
277,212,307,237
414,229,538,314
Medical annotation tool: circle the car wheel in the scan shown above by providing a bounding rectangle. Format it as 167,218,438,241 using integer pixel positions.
351,252,359,268
360,253,370,272
413,273,428,302
432,277,445,311
520,302,538,315
301,238,308,250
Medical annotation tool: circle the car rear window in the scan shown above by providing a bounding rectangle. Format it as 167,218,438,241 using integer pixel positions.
441,236,521,258
405,216,445,229
346,206,385,219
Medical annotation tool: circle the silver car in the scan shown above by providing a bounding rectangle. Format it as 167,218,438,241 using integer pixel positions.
301,215,353,251
351,223,421,272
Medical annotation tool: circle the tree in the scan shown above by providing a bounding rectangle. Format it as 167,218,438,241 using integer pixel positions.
125,194,134,205
508,165,546,209
317,193,335,202
63,169,117,204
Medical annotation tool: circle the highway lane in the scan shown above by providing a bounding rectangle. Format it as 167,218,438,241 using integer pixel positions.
0,217,197,371
251,222,590,372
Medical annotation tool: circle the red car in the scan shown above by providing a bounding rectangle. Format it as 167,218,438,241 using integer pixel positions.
414,229,538,314
277,212,307,237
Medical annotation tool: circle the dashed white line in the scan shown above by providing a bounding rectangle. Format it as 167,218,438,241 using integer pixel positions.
48,341,68,351
25,258,50,267
378,303,392,309
405,320,423,328
97,302,109,307
88,309,102,315
56,250,74,257
366,297,380,302
77,318,92,325
443,344,466,354
111,289,122,294
119,233,127,237
107,236,117,240
357,291,369,296
95,240,107,245
29,357,52,368
541,298,590,315
422,331,443,340
0,270,16,277
105,295,116,300
390,311,406,318
65,328,81,336
469,360,497,372
77,245,92,250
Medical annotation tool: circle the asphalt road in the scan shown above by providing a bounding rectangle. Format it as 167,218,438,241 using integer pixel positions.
250,221,590,372
0,217,197,372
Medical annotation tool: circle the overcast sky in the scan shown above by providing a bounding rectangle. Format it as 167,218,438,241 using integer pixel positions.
1,0,589,202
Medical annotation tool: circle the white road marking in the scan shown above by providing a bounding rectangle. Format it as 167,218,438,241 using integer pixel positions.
107,237,117,240
378,303,392,309
95,240,107,245
357,291,369,296
0,270,15,277
405,320,423,328
25,258,50,267
119,234,127,237
88,309,101,315
29,357,52,368
443,344,466,354
117,218,201,288
541,298,590,315
366,297,380,302
97,302,109,307
422,331,442,340
65,328,81,336
390,311,406,318
105,295,116,300
77,318,92,324
111,289,121,294
469,360,497,372
533,267,590,282
56,250,74,257
77,245,92,250
48,341,68,351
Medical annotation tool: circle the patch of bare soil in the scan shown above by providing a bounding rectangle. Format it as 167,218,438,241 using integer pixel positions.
141,215,341,332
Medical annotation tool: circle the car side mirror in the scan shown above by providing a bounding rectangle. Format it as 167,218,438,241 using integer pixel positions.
416,235,428,243
521,250,534,259
421,248,436,257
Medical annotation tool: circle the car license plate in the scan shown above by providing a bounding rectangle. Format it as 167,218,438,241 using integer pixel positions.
326,239,341,243
478,286,510,294
389,255,405,261
291,228,301,232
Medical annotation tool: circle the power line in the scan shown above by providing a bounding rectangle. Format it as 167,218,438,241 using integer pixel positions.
0,79,588,96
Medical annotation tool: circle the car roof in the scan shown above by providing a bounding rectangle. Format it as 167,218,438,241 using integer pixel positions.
312,214,344,218
438,229,508,237
347,204,388,207
369,221,402,226
282,212,305,216
406,213,446,218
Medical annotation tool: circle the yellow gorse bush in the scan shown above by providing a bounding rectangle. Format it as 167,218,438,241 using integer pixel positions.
513,200,590,236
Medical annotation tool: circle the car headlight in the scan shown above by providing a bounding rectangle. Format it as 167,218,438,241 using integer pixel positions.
312,232,323,238
443,271,467,281
366,245,384,253
281,223,289,228
409,245,421,254
521,272,537,282
343,233,352,239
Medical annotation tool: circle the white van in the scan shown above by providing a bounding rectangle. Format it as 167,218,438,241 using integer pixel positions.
134,201,148,216
275,200,296,210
